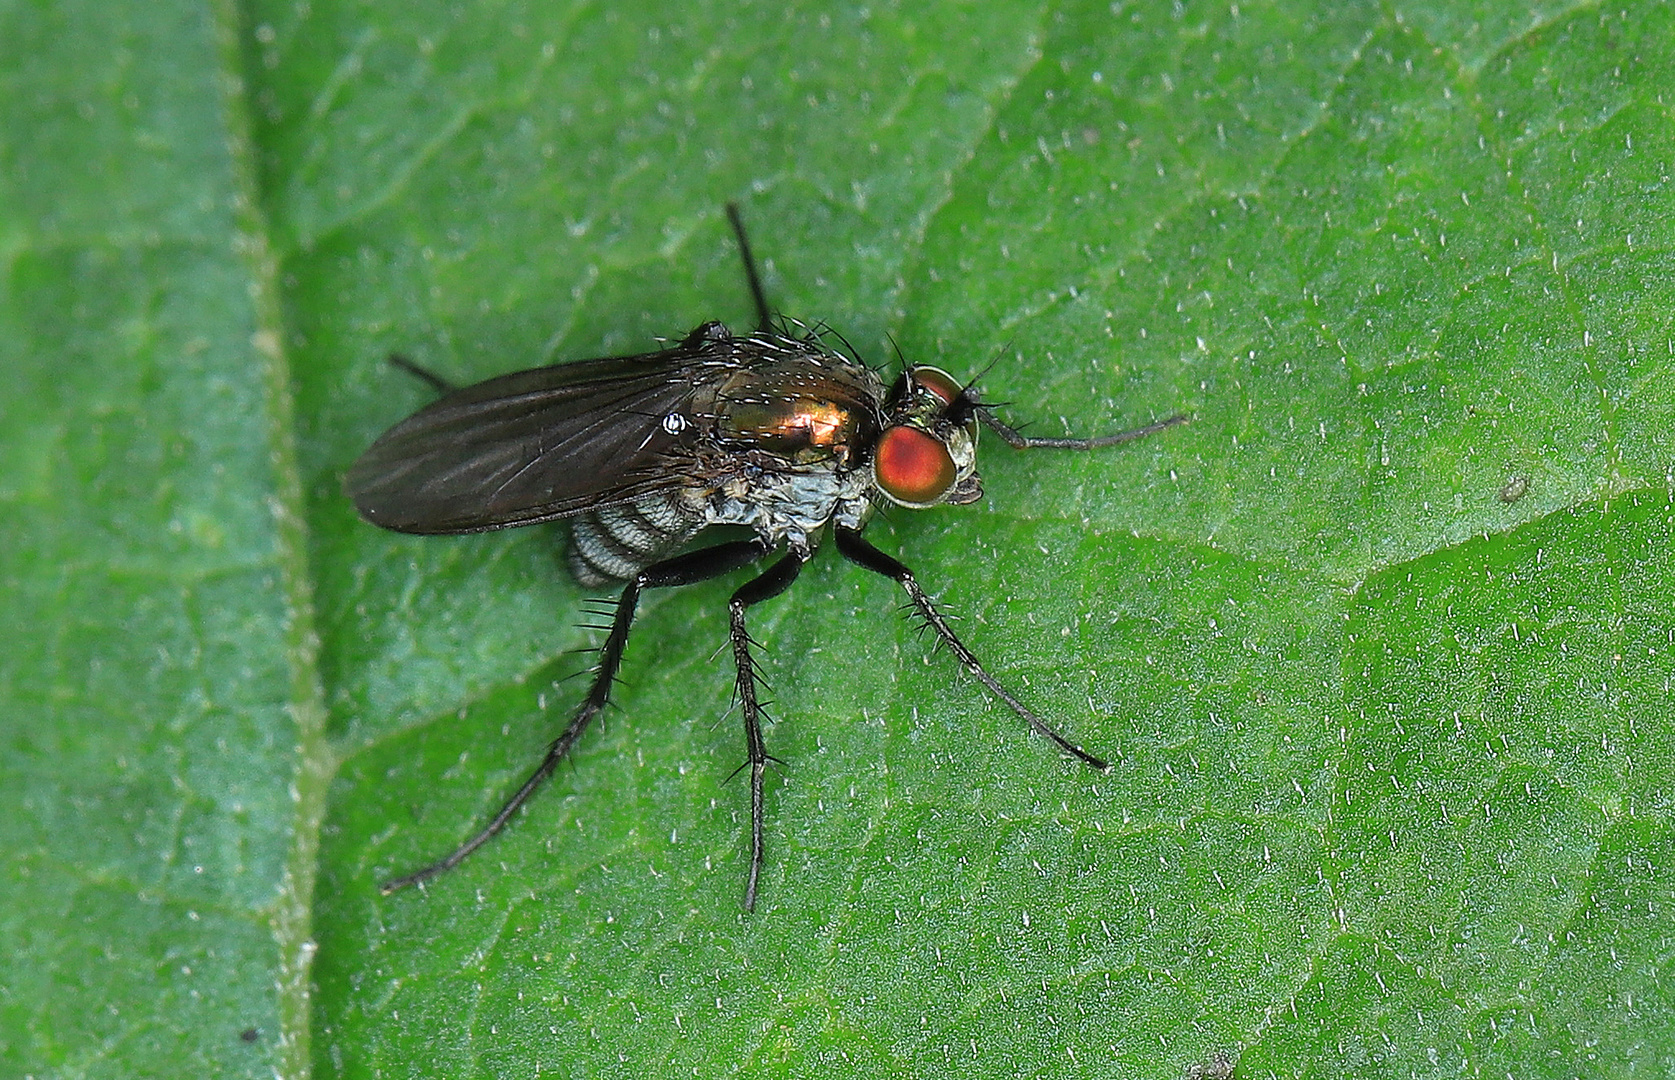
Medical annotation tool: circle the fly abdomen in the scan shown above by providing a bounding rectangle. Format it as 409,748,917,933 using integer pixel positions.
568,494,701,586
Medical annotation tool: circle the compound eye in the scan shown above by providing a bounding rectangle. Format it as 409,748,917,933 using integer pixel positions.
909,366,964,406
875,424,957,506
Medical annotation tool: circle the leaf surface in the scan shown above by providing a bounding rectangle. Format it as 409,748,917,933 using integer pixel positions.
3,1,1672,1077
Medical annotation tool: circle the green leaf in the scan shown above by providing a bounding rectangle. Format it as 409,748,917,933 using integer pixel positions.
4,0,1672,1078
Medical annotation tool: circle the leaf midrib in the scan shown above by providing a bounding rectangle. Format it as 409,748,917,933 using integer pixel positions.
209,1,332,1077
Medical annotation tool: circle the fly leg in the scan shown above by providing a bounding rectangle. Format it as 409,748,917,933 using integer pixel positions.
385,353,456,395
380,538,770,895
725,202,774,333
726,552,807,911
834,527,1107,770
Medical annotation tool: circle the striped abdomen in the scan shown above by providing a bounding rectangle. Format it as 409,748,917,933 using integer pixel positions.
567,492,702,586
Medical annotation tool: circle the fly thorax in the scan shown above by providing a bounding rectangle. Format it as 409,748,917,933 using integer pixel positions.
676,350,887,551
707,354,883,468
696,458,868,552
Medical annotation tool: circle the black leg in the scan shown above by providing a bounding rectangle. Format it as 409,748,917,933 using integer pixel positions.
727,552,806,911
975,404,1188,450
380,538,770,895
386,352,455,395
834,527,1108,770
725,202,774,333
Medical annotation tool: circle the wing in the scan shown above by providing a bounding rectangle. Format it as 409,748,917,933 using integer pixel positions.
346,346,722,534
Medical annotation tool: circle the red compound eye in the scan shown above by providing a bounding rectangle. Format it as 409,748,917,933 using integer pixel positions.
909,366,963,405
875,425,957,505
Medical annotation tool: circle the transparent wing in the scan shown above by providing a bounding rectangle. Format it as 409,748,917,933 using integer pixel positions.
346,347,723,534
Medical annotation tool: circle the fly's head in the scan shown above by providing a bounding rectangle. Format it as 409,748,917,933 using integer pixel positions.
870,366,983,509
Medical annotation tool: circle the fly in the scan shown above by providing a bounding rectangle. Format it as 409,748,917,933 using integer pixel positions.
349,204,1187,911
